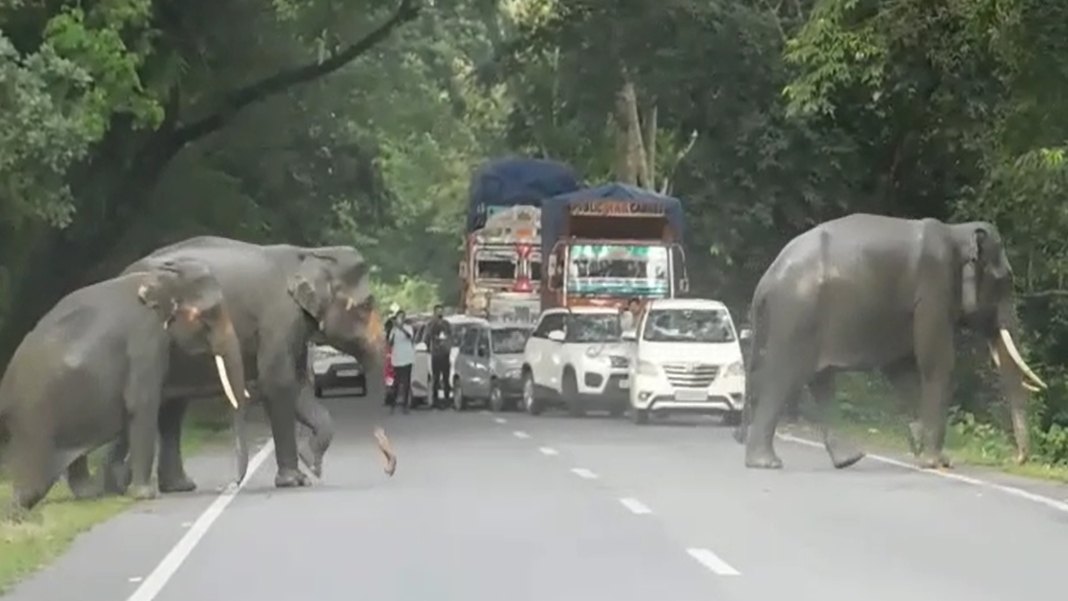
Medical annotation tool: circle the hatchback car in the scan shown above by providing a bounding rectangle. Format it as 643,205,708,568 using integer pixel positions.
453,322,533,411
308,344,367,398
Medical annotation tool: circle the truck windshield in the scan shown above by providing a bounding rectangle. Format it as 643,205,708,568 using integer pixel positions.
568,313,622,343
642,308,736,343
475,249,516,280
567,244,669,296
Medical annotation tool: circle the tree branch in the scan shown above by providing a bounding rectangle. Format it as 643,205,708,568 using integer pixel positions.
170,0,422,148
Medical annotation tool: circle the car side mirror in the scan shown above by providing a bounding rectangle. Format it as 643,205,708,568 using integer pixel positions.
547,330,565,342
621,330,637,342
415,342,428,352
739,329,752,341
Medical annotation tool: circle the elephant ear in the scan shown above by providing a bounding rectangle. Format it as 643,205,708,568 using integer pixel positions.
136,262,185,324
287,253,334,320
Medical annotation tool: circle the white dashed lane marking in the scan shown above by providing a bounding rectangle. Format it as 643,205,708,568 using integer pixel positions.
539,447,559,456
570,467,598,479
513,430,531,439
619,497,653,515
687,548,741,576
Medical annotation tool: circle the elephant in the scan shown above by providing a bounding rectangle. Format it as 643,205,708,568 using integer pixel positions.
735,214,1047,470
0,258,249,518
99,236,396,492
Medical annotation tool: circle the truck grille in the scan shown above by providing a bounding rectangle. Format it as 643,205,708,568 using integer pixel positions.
662,362,719,388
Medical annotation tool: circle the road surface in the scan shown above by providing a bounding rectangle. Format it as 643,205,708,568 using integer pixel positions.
6,397,1068,601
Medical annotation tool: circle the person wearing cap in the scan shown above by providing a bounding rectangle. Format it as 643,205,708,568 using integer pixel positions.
387,307,415,414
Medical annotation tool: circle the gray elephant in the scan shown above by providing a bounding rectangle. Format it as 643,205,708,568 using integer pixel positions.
0,258,249,517
736,214,1046,470
102,236,395,492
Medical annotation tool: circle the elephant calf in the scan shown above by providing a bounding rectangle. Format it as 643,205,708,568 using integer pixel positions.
0,258,250,518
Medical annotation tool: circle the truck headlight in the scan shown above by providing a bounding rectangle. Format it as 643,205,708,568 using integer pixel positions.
636,360,659,377
724,361,744,377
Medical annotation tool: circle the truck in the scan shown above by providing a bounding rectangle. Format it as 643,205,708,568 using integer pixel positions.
460,157,580,322
540,182,689,310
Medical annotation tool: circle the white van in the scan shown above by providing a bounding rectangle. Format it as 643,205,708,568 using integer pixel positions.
626,298,748,425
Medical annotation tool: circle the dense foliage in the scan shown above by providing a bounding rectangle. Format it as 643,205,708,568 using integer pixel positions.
2,0,1068,463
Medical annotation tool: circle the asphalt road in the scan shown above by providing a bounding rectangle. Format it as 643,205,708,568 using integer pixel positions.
6,397,1068,601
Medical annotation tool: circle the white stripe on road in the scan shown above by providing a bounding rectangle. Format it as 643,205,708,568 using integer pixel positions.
126,440,275,601
493,417,507,424
570,468,598,479
777,432,1068,514
539,447,559,456
513,430,531,439
687,548,741,576
619,497,652,514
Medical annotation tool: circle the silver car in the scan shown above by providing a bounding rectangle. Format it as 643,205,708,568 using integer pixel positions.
452,322,533,412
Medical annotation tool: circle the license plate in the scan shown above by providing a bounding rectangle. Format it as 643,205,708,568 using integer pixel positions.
674,389,708,402
337,369,361,377
617,378,630,389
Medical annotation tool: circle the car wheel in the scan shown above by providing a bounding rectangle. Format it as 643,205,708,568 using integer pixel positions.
523,373,542,416
453,377,467,411
724,410,742,427
563,369,584,418
632,409,649,425
488,381,505,413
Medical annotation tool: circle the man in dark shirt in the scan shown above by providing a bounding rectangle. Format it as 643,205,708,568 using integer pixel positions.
424,304,453,409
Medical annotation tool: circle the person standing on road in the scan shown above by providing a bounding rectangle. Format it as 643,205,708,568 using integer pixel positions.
382,302,402,407
620,297,642,332
424,304,453,409
387,308,415,414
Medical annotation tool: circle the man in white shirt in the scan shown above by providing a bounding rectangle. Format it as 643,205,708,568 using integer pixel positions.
620,297,641,332
387,308,415,414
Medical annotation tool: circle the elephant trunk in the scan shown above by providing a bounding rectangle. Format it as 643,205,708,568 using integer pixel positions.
207,307,251,484
990,304,1045,464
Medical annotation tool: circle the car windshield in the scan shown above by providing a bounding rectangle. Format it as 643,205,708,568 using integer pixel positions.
569,313,622,343
491,328,531,354
642,308,736,343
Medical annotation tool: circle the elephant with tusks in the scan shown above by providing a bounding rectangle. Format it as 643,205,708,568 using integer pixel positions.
735,214,1047,470
0,258,250,519
94,236,397,494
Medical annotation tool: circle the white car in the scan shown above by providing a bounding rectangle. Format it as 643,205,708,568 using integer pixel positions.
520,306,631,417
628,298,748,425
412,314,490,404
307,344,367,398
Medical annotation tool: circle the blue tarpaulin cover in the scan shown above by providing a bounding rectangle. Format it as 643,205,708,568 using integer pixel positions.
466,157,580,232
540,182,684,260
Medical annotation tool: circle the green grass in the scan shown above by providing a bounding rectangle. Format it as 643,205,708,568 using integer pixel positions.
0,401,234,593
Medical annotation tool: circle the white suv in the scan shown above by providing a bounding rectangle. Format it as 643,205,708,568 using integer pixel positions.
628,298,746,425
521,307,632,417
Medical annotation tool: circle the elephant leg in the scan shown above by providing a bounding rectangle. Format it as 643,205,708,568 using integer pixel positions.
744,354,806,469
66,455,99,499
102,435,132,494
809,371,864,469
126,399,163,500
4,430,62,520
156,399,196,493
259,350,310,488
295,385,334,478
913,316,954,469
882,360,924,458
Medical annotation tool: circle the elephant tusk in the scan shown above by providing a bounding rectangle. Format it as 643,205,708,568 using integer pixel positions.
988,341,1000,369
999,329,1048,389
1022,381,1041,393
214,355,240,409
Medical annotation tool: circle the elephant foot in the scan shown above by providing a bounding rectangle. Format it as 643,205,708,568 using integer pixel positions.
158,474,197,494
127,484,159,501
103,462,132,495
275,469,311,488
830,450,866,470
297,439,323,479
917,452,953,470
745,449,784,469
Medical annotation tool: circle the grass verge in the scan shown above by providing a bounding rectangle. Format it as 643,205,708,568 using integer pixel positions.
0,402,234,593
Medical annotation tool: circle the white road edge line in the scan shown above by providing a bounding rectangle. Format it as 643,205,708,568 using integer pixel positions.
539,447,559,456
777,433,1068,514
513,430,531,439
126,439,275,601
571,467,598,479
619,497,652,515
687,548,741,576
493,417,507,424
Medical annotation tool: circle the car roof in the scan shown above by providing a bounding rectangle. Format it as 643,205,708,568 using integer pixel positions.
489,322,533,331
646,298,729,311
546,306,618,315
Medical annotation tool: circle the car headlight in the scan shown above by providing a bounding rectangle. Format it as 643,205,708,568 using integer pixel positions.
584,346,602,359
724,361,744,377
636,360,659,376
